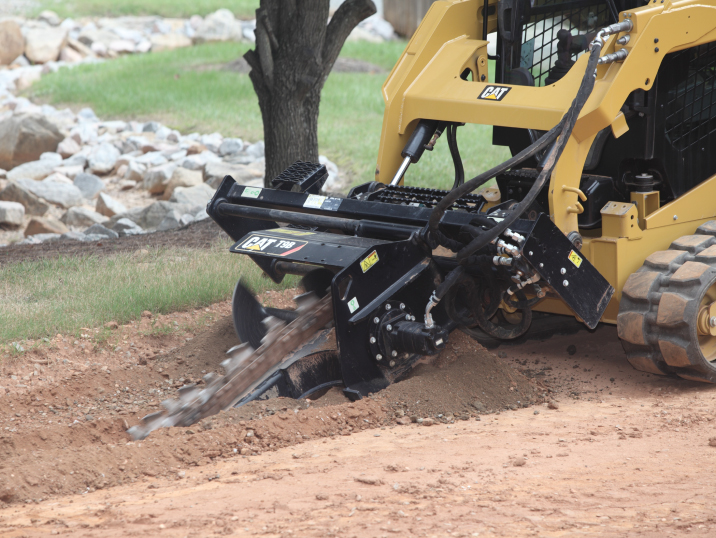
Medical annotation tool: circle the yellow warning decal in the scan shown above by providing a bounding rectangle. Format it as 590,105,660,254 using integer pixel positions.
360,250,379,273
268,228,314,236
569,250,583,268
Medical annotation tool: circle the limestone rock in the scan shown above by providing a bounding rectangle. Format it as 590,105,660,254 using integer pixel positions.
52,165,84,180
57,137,81,158
73,172,104,199
0,201,24,227
25,215,68,236
44,172,73,184
0,181,49,216
61,206,108,228
19,232,61,245
0,114,64,170
24,26,68,64
143,162,177,194
96,192,127,217
59,46,84,63
162,167,202,200
151,33,192,52
87,143,120,175
38,10,62,26
16,177,84,208
84,223,119,239
0,21,24,66
218,138,243,156
111,217,144,237
169,183,215,206
124,160,146,182
7,154,63,182
204,161,263,189
193,9,243,44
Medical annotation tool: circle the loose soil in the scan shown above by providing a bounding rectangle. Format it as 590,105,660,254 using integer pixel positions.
1,301,716,536
0,219,230,264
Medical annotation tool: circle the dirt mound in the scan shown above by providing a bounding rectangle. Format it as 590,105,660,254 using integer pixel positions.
378,330,542,420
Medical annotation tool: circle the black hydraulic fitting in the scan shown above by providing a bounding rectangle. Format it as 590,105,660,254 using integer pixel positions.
402,119,441,163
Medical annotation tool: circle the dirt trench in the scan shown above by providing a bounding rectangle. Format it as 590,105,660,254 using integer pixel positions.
0,297,539,507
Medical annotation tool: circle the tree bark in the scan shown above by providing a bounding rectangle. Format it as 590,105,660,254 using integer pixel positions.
244,0,376,186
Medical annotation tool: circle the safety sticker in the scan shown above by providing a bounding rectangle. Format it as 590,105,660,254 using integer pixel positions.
348,297,360,314
360,250,379,273
303,195,343,211
242,187,262,198
568,250,583,268
268,228,314,236
478,85,511,101
304,195,326,208
235,235,307,256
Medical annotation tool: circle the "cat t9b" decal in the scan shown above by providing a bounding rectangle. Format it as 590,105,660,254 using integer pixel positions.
236,235,307,256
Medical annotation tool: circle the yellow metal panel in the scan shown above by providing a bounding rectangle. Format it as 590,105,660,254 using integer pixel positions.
645,173,716,229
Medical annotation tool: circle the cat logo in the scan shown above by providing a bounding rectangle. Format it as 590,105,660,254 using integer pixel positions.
478,85,512,101
237,235,307,256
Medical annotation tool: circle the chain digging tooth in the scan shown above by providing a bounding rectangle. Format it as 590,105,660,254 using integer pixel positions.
262,316,285,334
295,292,319,312
203,372,218,384
178,386,201,404
162,399,182,414
177,383,197,395
140,411,165,425
226,343,254,359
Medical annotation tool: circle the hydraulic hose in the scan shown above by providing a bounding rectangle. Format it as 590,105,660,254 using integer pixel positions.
427,119,563,238
427,41,602,260
456,42,601,261
447,124,465,190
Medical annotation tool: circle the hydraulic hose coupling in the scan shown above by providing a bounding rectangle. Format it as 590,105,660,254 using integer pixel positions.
493,256,513,267
504,229,525,244
424,291,440,329
597,48,629,65
591,19,633,49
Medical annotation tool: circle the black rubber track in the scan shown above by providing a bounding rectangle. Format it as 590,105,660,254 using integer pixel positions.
617,221,716,382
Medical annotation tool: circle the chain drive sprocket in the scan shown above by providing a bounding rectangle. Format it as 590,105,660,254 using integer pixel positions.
127,293,333,440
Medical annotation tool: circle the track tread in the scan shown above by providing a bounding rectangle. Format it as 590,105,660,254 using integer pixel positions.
617,223,716,382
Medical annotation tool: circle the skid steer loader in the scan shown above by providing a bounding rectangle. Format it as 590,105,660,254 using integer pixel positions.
130,0,716,439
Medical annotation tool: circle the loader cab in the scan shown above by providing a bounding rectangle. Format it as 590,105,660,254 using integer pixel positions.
491,0,716,231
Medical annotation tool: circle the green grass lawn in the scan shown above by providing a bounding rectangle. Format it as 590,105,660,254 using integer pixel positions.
29,40,509,190
33,0,259,19
0,247,297,344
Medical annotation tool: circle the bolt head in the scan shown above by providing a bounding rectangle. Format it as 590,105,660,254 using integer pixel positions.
376,354,383,361
373,317,380,324
673,215,678,220
563,280,569,287
391,350,398,357
560,268,566,275
369,337,376,344
385,304,392,310
529,251,533,256
386,324,393,332
389,360,396,367
399,303,406,310
710,316,716,328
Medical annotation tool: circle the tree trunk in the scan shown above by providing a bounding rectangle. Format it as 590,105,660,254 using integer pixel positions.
244,0,376,187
